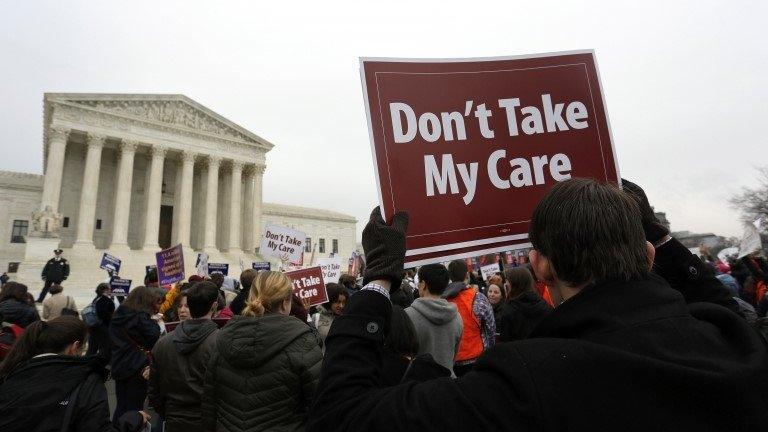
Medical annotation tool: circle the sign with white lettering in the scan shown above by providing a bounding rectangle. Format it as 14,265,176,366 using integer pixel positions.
361,50,619,266
100,253,121,274
284,266,328,307
259,224,306,263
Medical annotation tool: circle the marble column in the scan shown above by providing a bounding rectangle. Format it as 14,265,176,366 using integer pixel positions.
251,164,265,251
173,150,195,247
40,126,70,213
142,145,166,250
202,156,221,252
73,132,105,247
109,139,137,250
228,161,243,253
241,166,255,253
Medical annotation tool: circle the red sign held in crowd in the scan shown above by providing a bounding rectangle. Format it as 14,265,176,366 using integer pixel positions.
284,266,328,307
360,50,619,266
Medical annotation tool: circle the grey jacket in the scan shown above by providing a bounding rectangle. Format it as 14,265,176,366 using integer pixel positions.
405,298,463,375
201,314,323,432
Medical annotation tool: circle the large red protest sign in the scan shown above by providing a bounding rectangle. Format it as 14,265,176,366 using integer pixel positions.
284,266,328,307
360,50,619,266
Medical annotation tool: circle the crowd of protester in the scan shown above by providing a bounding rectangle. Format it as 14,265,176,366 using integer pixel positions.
0,178,766,431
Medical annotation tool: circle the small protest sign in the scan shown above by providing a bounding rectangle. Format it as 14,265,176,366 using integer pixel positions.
285,266,328,307
252,262,271,272
196,253,209,276
259,224,306,263
145,265,157,275
208,263,229,276
317,257,343,284
361,50,618,266
739,224,763,258
100,253,121,274
480,263,501,281
156,244,185,285
110,278,132,296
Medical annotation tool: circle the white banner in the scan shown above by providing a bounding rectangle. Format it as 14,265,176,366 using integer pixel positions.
480,263,501,281
317,257,343,284
259,224,306,263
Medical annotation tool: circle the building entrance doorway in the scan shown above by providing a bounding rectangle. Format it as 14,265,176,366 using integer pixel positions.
159,205,173,249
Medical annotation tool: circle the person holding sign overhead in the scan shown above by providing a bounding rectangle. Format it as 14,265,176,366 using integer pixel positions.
201,271,322,431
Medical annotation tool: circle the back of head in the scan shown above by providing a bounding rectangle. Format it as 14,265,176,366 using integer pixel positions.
144,269,159,287
243,271,293,317
185,281,220,319
0,282,28,303
529,178,649,287
240,269,257,290
49,284,64,295
0,316,87,380
447,260,468,283
418,264,450,295
290,294,308,322
210,273,225,289
384,305,419,357
504,267,535,299
122,285,162,314
95,283,110,296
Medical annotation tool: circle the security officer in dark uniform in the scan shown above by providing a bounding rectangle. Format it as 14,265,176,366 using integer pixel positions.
38,248,70,303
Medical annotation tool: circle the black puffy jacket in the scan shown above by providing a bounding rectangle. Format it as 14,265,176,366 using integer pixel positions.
0,355,143,431
109,306,160,380
0,299,40,328
201,314,323,431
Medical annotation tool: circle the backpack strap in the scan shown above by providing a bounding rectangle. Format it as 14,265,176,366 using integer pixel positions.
60,382,83,432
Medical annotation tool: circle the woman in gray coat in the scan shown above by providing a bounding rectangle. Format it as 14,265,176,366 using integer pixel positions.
201,271,323,432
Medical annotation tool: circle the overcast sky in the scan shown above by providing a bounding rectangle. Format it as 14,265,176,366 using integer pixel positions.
1,1,765,239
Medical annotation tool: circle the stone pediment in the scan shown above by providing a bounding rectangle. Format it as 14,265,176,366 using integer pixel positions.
45,93,273,149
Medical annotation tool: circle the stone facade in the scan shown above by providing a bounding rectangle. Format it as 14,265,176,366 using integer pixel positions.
1,93,356,306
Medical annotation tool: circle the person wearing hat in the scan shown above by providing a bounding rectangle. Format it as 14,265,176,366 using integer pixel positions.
38,249,70,303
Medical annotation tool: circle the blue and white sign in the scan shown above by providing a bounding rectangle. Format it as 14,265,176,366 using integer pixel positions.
208,263,229,276
100,253,121,274
252,262,271,272
110,278,132,296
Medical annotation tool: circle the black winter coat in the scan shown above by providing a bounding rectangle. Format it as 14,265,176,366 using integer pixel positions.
0,299,40,328
109,306,161,380
41,257,69,283
0,355,144,432
307,239,768,432
149,318,218,432
201,314,323,432
498,290,552,342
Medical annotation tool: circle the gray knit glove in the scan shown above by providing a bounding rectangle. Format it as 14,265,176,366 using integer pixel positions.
621,179,670,243
362,206,409,289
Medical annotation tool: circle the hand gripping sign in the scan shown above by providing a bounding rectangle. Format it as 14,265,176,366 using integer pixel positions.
284,266,328,307
360,50,619,266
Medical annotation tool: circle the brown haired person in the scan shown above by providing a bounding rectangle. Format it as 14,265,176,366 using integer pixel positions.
497,267,552,342
149,282,220,432
42,283,78,320
0,316,149,431
307,179,767,432
109,286,163,424
201,271,322,431
0,282,40,328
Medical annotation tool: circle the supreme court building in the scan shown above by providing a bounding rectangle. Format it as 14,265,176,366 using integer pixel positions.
0,93,356,304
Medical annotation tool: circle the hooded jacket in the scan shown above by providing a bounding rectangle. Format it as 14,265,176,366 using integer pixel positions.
0,299,40,328
149,318,218,432
109,306,161,380
0,355,143,432
498,290,552,342
404,298,463,374
201,314,323,432
316,305,336,344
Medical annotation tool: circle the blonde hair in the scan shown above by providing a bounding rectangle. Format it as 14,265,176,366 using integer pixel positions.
242,271,293,317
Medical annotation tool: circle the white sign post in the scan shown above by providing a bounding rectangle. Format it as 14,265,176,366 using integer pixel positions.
259,224,306,264
317,257,343,284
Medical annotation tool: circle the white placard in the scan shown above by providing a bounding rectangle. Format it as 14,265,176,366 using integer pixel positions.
317,257,343,284
480,263,501,281
259,224,306,263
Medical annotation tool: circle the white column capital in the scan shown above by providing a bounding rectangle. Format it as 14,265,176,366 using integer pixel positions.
119,139,139,153
231,160,243,172
206,155,222,168
149,144,167,157
254,164,266,175
86,132,106,147
49,126,71,142
181,149,196,163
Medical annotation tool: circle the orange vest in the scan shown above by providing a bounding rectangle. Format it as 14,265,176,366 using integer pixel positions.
449,287,483,362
